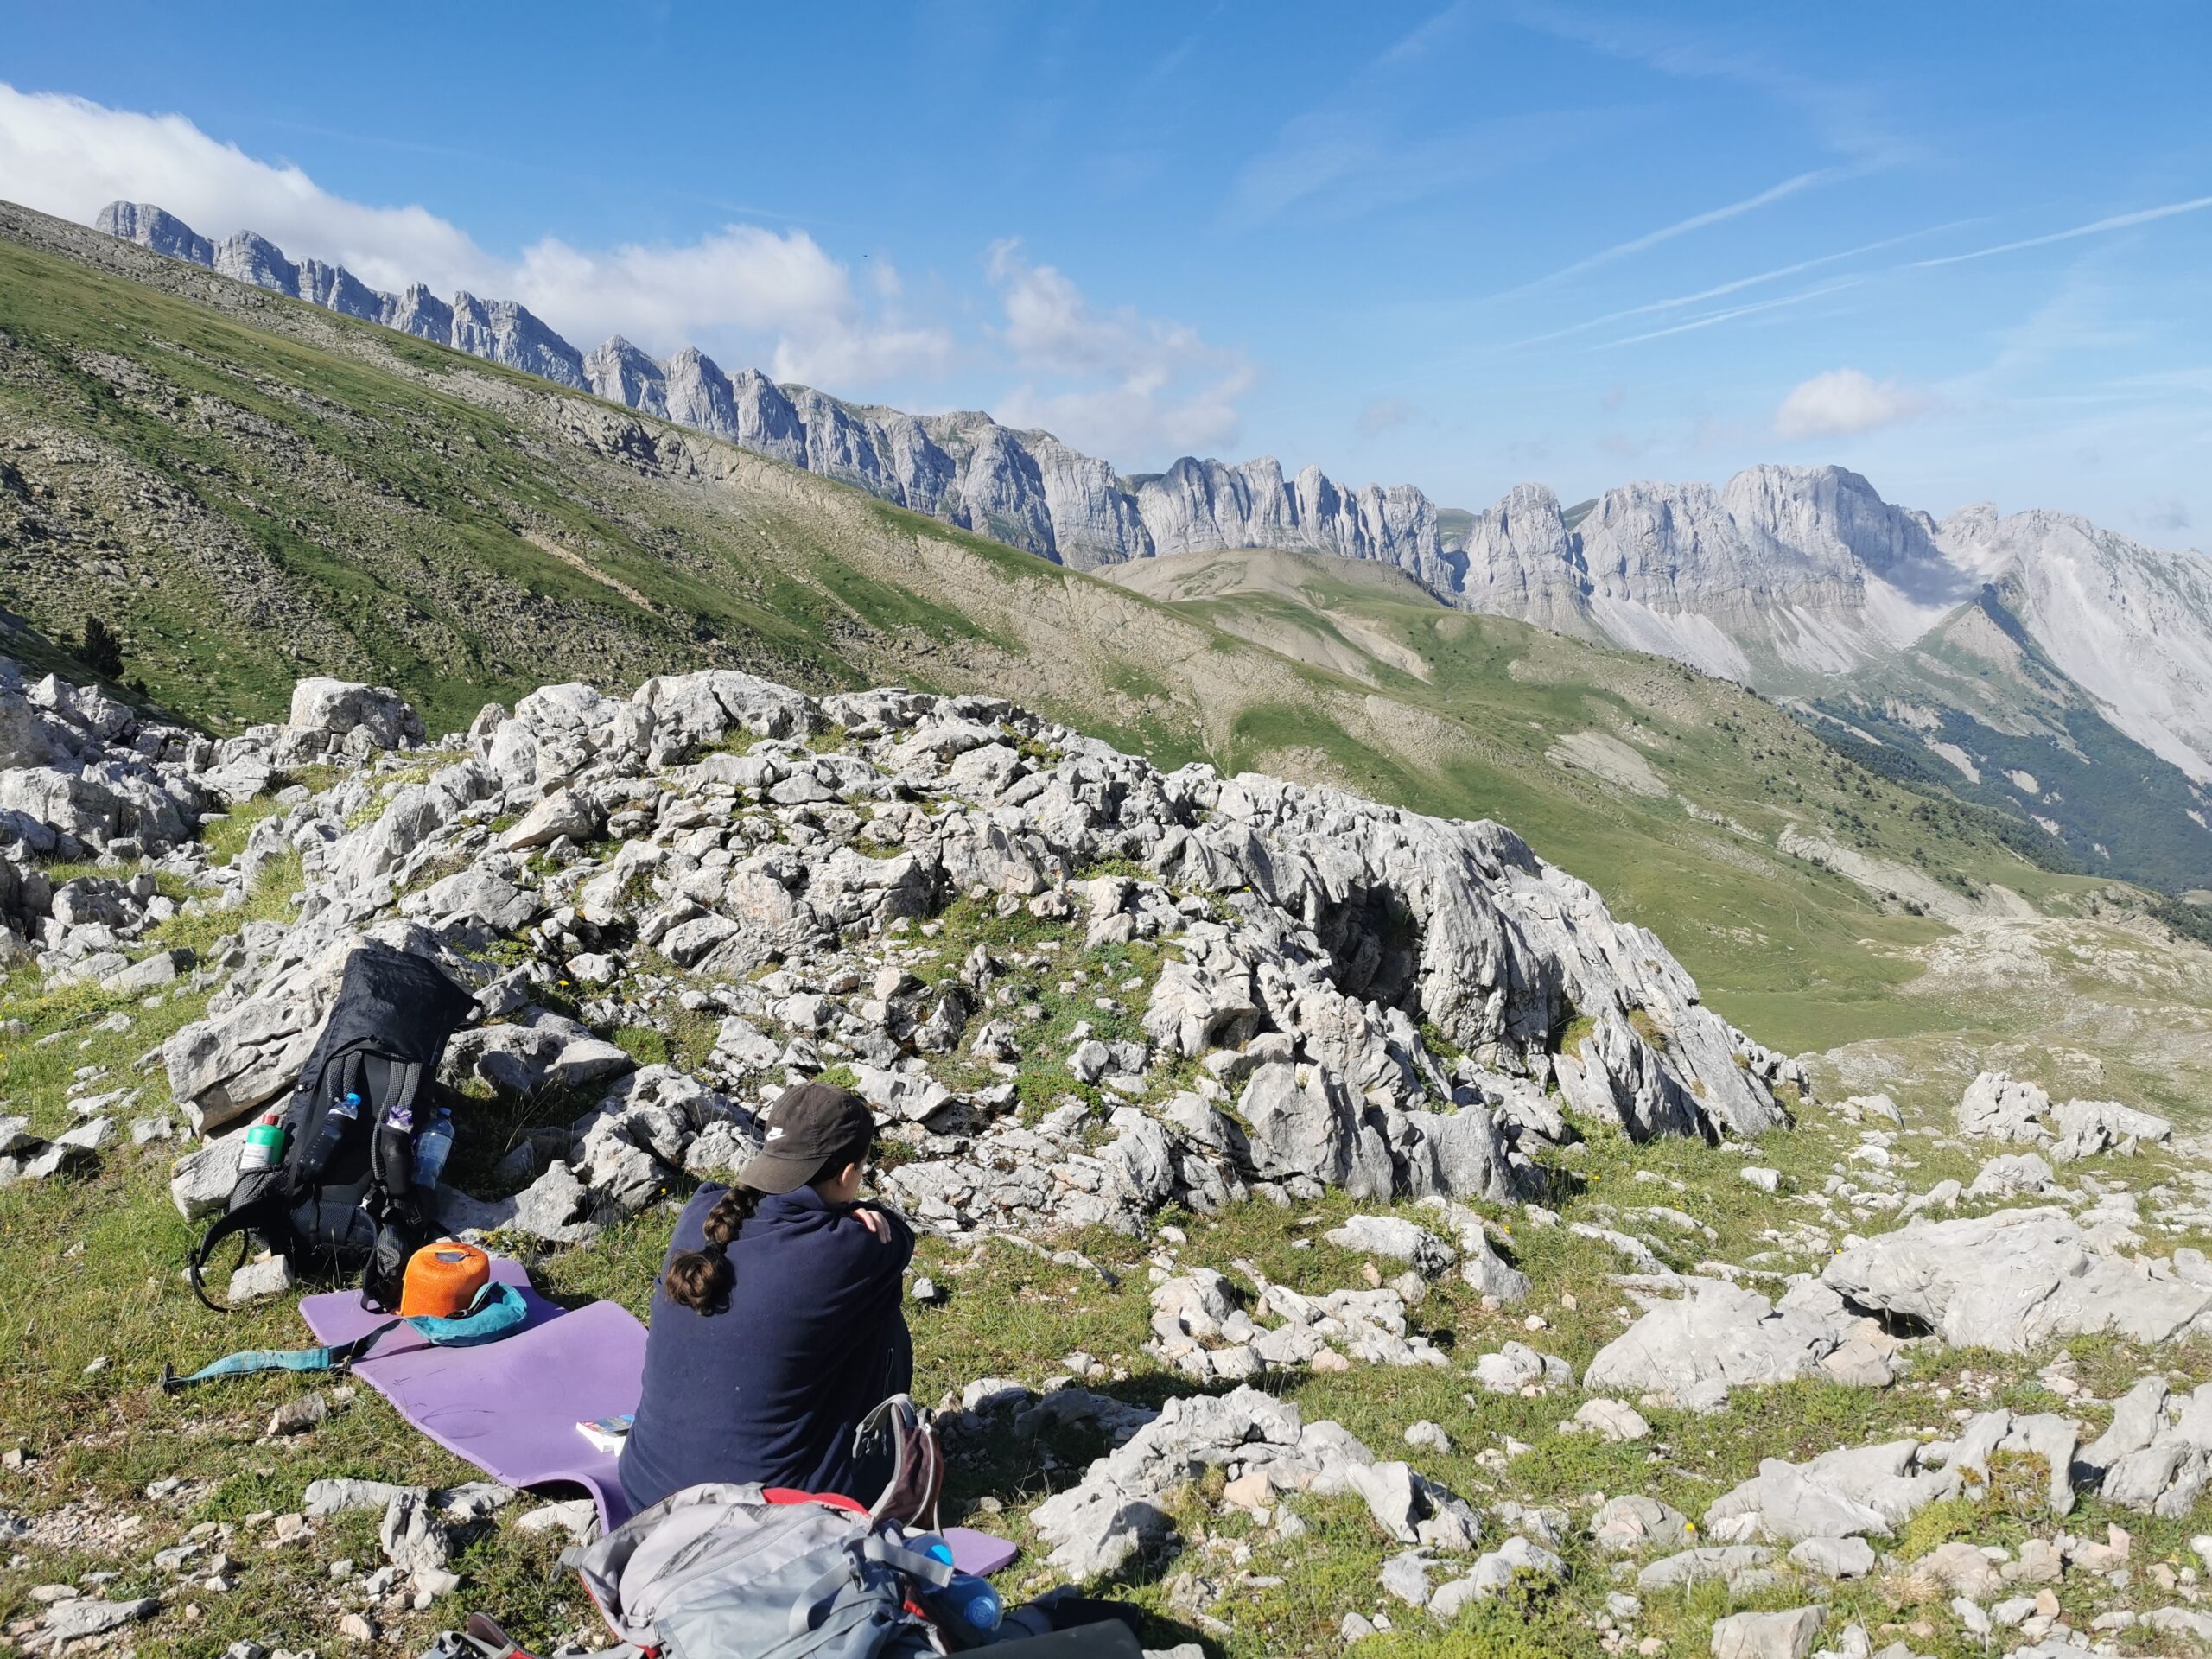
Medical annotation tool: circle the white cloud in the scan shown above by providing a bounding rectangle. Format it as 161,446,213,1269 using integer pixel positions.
0,84,492,293
985,239,1255,461
1356,397,1418,437
1496,167,1841,297
508,232,949,385
1775,367,1929,439
1911,194,2212,270
0,82,949,386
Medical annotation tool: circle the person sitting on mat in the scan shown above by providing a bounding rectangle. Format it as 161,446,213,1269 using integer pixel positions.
619,1081,915,1512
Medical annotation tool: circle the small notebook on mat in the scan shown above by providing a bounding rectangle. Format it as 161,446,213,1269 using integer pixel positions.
576,1414,634,1454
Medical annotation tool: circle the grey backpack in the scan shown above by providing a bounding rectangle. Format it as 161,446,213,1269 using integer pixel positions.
570,1484,952,1659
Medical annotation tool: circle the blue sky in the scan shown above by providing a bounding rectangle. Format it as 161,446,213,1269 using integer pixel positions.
1,1,2207,542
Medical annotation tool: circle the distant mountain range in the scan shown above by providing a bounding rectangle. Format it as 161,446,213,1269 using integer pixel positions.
92,201,2212,887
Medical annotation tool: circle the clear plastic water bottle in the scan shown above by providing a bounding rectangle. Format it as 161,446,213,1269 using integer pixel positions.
305,1090,361,1176
413,1107,455,1190
907,1535,1002,1637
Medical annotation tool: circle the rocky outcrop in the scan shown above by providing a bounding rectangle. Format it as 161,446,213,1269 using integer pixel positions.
1701,1409,2080,1543
1955,1070,2174,1158
41,654,1797,1262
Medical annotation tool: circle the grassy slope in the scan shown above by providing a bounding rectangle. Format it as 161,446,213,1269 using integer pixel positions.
0,202,2154,1052
1804,594,2212,894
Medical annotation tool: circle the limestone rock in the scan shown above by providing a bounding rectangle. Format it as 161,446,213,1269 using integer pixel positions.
43,1598,161,1640
1584,1278,1866,1408
1956,1071,2052,1143
378,1489,453,1574
1822,1208,2212,1352
1592,1495,1693,1556
1565,1399,1650,1442
1324,1215,1455,1278
288,680,424,751
1711,1607,1823,1659
170,1133,245,1219
1030,1387,1368,1577
1427,1535,1563,1618
1788,1535,1875,1579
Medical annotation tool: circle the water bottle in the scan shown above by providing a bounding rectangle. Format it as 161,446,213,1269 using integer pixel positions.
413,1107,455,1191
906,1535,1001,1637
238,1112,288,1173
304,1090,361,1177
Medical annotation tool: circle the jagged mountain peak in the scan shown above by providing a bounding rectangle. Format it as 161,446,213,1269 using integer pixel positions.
93,200,211,264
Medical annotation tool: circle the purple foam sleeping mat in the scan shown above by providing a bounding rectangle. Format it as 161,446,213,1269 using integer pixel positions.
300,1257,644,1531
299,1257,1022,1575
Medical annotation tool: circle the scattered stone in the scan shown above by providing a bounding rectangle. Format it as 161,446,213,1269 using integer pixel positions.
1564,1398,1651,1442
515,1497,601,1541
43,1598,161,1640
1711,1606,1823,1659
1404,1421,1452,1455
230,1253,298,1306
378,1489,454,1574
1324,1215,1455,1278
1427,1536,1565,1618
1031,1387,1372,1578
1789,1535,1876,1579
1594,1496,1694,1556
305,1478,417,1516
266,1391,329,1436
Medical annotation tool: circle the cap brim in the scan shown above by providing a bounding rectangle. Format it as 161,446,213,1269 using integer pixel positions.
734,1147,820,1195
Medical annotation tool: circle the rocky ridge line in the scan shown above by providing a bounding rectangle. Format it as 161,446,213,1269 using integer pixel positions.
92,202,1445,584
90,201,2212,803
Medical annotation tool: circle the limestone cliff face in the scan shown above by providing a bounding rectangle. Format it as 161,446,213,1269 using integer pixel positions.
92,201,1443,584
1940,504,2212,783
1458,467,1976,685
91,200,2212,780
94,201,210,265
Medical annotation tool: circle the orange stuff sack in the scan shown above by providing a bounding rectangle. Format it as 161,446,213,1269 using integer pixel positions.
399,1240,491,1319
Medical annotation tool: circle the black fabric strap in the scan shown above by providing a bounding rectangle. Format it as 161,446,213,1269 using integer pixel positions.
188,1194,287,1314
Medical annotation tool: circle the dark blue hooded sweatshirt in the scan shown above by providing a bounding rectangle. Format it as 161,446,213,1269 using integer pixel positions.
619,1183,914,1512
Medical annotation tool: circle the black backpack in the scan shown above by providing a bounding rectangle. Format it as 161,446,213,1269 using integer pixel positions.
189,941,477,1313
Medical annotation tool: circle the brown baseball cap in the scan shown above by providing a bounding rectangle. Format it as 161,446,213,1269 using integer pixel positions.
736,1081,875,1194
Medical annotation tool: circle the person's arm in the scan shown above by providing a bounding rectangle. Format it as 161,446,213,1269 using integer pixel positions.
847,1198,915,1268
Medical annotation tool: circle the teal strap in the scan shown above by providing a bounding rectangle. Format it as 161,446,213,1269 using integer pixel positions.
167,1281,528,1388
404,1280,528,1347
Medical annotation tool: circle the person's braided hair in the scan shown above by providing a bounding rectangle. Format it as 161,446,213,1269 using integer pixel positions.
662,1185,761,1313
662,1122,874,1314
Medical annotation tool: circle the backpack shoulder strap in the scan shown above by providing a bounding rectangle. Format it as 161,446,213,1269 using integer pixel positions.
187,1186,296,1313
785,1532,952,1640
